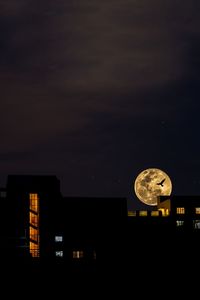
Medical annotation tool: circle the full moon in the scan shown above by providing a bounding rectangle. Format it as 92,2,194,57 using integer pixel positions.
134,168,172,206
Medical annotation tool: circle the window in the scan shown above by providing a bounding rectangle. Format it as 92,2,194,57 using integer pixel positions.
29,193,39,257
151,211,159,217
195,208,200,215
29,212,38,227
55,251,63,257
55,236,63,242
193,220,200,229
139,211,148,217
30,193,39,213
30,242,40,257
128,211,136,217
176,207,185,214
176,220,184,227
158,208,169,217
73,250,84,259
165,209,169,216
30,227,39,242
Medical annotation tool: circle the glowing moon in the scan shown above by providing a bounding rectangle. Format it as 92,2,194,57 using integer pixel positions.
134,168,172,206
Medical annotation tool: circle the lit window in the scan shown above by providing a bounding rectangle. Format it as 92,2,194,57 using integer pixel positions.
158,208,169,217
30,227,39,242
151,211,159,217
193,220,200,229
195,208,200,214
30,193,39,213
29,212,38,227
73,250,84,259
55,236,63,242
176,220,184,227
29,194,39,258
176,207,185,214
128,211,136,217
30,242,39,257
55,251,63,257
139,211,148,217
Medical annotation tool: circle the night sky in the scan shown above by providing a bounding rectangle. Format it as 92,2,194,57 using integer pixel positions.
1,0,200,210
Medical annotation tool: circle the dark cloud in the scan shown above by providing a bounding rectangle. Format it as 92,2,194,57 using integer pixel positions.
0,1,200,207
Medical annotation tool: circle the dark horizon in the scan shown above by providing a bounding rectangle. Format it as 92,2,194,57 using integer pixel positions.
0,172,199,211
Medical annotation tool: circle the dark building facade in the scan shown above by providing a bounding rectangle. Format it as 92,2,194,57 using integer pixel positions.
59,197,127,266
0,175,127,268
158,195,200,231
1,175,62,260
127,195,200,265
1,175,200,271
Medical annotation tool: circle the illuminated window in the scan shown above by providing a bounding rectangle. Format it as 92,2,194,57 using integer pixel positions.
55,236,63,242
55,251,63,257
29,212,38,227
139,211,148,217
193,220,200,229
30,242,40,257
158,208,169,217
151,211,159,217
73,250,84,259
176,207,185,214
128,211,136,217
30,227,39,242
195,208,200,214
176,220,184,227
29,193,39,258
165,209,169,216
30,193,39,213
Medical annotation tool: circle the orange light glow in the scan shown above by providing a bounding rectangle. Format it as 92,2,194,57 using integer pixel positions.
29,193,40,258
158,208,170,217
29,212,38,227
176,207,185,214
30,193,39,213
30,241,39,257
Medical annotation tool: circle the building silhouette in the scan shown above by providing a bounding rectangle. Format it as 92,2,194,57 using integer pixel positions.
0,175,200,272
0,175,61,260
0,175,127,270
